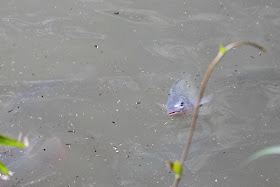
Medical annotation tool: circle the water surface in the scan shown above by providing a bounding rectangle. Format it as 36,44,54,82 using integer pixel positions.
0,0,279,186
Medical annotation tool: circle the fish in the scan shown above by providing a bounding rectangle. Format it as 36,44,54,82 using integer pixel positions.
166,75,212,116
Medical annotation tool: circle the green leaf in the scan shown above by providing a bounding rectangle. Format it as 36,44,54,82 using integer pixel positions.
219,45,227,54
249,146,280,162
0,135,26,148
0,160,9,175
242,145,280,166
168,161,182,179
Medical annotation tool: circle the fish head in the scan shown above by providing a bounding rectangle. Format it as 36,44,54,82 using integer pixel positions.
166,95,193,116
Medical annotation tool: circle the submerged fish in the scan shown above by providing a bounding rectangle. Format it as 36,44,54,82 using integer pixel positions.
166,76,211,116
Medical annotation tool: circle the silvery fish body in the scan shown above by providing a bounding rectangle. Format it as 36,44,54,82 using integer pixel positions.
166,75,211,115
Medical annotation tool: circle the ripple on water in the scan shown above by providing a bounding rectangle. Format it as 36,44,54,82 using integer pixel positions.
144,39,199,61
95,8,172,26
2,17,106,39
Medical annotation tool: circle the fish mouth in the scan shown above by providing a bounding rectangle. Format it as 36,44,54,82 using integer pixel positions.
168,111,180,115
168,110,187,116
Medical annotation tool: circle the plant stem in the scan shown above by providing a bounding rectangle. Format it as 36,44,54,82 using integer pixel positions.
172,41,266,187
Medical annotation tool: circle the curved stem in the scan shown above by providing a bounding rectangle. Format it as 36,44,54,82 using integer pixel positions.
172,41,266,187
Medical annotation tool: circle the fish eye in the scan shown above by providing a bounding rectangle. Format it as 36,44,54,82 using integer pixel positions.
180,102,184,106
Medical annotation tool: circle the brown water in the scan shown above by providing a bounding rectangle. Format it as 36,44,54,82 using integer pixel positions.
0,0,279,186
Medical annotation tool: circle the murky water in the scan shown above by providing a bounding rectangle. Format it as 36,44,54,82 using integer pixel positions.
0,0,279,186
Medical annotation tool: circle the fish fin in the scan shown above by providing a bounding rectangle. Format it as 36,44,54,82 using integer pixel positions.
200,94,213,105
